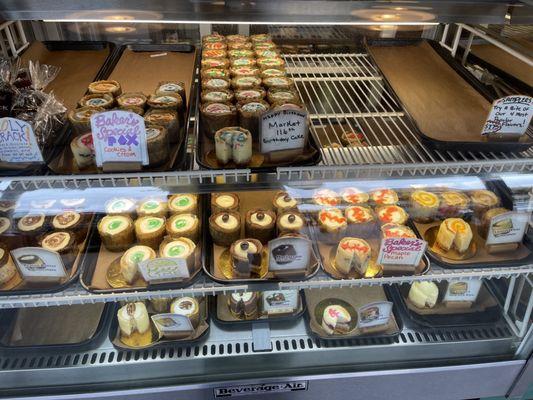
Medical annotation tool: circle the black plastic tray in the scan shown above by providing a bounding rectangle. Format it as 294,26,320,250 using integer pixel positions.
392,282,502,328
0,302,113,353
366,38,533,154
210,292,306,325
302,285,403,341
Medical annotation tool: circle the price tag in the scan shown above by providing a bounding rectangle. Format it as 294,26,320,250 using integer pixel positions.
11,247,67,282
151,313,193,336
481,96,533,137
260,108,308,153
486,211,528,245
138,257,190,283
262,290,299,315
0,118,44,163
357,301,393,329
90,110,149,167
443,280,482,302
268,237,311,272
377,237,427,266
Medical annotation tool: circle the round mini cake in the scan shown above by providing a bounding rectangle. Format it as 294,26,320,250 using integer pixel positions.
410,190,440,223
98,215,134,252
376,205,409,225
408,282,439,309
439,191,470,219
168,194,198,215
134,216,166,250
276,211,305,235
322,304,352,335
166,214,200,242
171,297,200,327
120,245,156,284
245,208,276,244
273,191,298,213
230,239,263,278
136,198,168,218
209,211,241,247
370,189,399,206
159,237,196,274
105,198,136,217
211,193,239,214
334,237,371,276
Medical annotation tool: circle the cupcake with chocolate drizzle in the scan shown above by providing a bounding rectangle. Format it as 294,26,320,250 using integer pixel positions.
245,208,276,244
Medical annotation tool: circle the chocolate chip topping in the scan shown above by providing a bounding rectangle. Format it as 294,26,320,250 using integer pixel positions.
180,300,193,310
222,213,229,222
288,214,296,223
240,241,249,251
283,195,291,202
22,215,42,226
256,212,264,220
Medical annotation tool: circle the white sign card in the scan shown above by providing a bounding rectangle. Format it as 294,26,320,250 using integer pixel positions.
262,290,299,315
90,110,149,167
268,237,311,272
481,95,533,137
11,247,67,282
260,108,308,153
0,118,44,163
443,280,482,303
377,238,427,266
151,313,194,336
138,258,191,283
485,211,529,245
357,301,393,329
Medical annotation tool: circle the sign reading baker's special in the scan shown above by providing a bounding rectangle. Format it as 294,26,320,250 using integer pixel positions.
486,211,529,245
138,258,190,283
377,237,426,266
11,247,67,282
260,108,308,153
0,118,44,163
91,110,148,167
481,96,533,138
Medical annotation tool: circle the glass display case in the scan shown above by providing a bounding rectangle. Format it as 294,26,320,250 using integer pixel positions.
0,2,531,398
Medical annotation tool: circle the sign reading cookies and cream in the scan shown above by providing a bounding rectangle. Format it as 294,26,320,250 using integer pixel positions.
11,247,67,282
268,237,311,273
260,108,308,153
0,118,44,163
91,110,149,167
486,211,528,245
357,301,393,329
443,280,482,302
377,238,426,266
481,95,533,138
138,258,190,283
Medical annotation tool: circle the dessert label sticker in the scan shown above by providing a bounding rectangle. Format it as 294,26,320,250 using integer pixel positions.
11,247,67,282
377,238,427,266
262,290,299,315
260,108,308,153
91,110,149,167
486,211,529,245
138,258,190,283
0,118,43,163
268,237,312,272
481,96,533,137
356,301,393,329
151,313,193,335
443,280,482,302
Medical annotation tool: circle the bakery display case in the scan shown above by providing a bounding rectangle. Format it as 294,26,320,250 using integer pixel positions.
0,1,532,398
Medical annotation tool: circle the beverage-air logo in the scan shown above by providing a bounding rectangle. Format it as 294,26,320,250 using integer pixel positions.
214,381,308,397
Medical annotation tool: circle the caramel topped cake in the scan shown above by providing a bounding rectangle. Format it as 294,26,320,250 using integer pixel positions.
88,80,121,96
0,200,17,214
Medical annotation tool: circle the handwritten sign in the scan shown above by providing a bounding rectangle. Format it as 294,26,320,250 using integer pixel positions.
486,211,528,245
11,247,67,282
0,118,43,163
377,238,426,266
90,110,148,167
260,108,308,153
138,257,190,283
481,96,533,137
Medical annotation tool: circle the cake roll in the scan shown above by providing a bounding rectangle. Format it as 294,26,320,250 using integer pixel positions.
470,190,500,221
155,81,187,107
245,208,276,244
166,214,200,242
78,93,114,109
202,78,231,92
201,68,230,80
410,190,440,223
334,237,371,276
256,50,280,59
120,245,156,284
202,49,227,59
39,230,77,268
257,57,285,71
146,125,169,167
214,127,253,166
262,77,294,91
230,66,260,78
201,89,234,104
68,106,105,135
266,89,299,105
231,76,262,90
17,213,48,245
98,215,135,252
376,205,409,226
235,88,266,103
237,101,270,138
370,189,399,206
439,191,470,219
480,207,511,239
135,216,166,250
381,223,416,239
322,305,352,335
52,211,87,242
230,58,257,68
345,206,375,237
147,93,182,112
228,49,254,59
168,194,198,215
227,41,252,50
144,109,179,143
260,68,287,79
209,211,241,247
105,198,136,217
230,239,263,278
318,208,347,243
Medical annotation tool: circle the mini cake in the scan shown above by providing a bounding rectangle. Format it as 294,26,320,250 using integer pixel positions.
170,297,200,328
480,207,510,239
235,88,266,103
335,237,371,275
254,42,277,51
436,218,473,253
470,190,500,220
340,187,369,205
120,245,156,284
256,50,280,59
146,125,169,167
250,34,272,43
229,292,259,319
159,237,196,274
0,262,16,286
70,133,95,169
214,127,253,166
202,78,231,92
0,200,17,215
201,68,229,80
119,105,144,115
209,211,241,247
237,101,269,137
144,109,178,133
136,198,168,218
68,106,105,135
201,58,230,70
257,57,285,70
88,80,121,96
245,209,276,244
345,206,375,237
166,213,200,242
230,66,260,78
134,216,166,249
118,302,150,339
341,131,367,147
52,211,86,241
168,194,198,215
156,81,187,106
370,189,399,206
322,305,352,335
0,217,12,237
116,92,147,109
78,93,114,109
17,213,47,244
202,34,225,43
201,89,234,104
267,89,299,105
408,282,439,309
381,223,416,239
226,34,248,42
273,191,298,213
228,49,254,59
203,42,227,51
313,189,340,209
97,215,134,252
147,93,182,111
231,76,262,90
276,211,305,234
410,190,440,223
230,239,263,278
39,231,77,267
376,205,409,225
230,58,257,68
227,41,252,50
200,102,237,138
262,76,294,90
105,198,136,217
439,191,470,219
211,193,240,214
203,49,227,59
149,298,170,313
318,208,347,242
